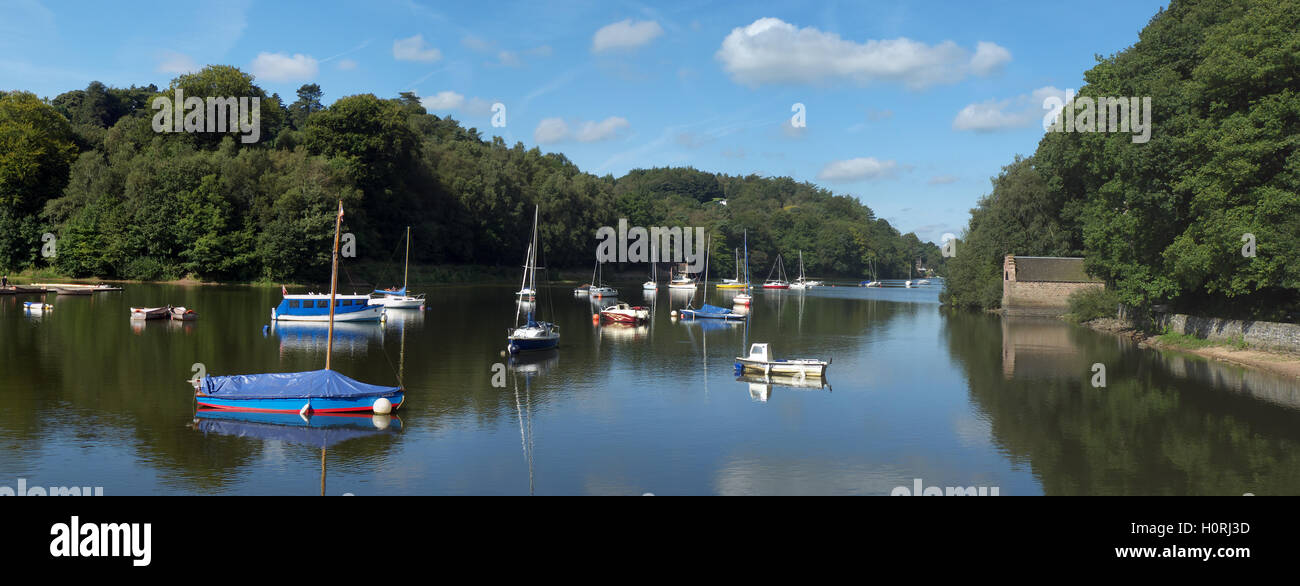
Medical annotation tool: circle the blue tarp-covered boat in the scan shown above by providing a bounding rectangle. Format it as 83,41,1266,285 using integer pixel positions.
195,369,404,414
678,303,747,321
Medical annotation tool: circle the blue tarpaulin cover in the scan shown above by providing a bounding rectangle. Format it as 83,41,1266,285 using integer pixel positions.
693,304,733,315
373,287,407,295
201,369,400,399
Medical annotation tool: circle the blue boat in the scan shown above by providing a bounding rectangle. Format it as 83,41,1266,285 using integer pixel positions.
195,369,404,414
196,201,405,415
678,303,747,321
507,205,560,354
272,293,384,322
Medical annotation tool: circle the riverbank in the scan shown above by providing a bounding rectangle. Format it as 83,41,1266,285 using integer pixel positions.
1081,317,1300,379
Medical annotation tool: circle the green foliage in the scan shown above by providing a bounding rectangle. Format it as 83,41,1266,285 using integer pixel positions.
946,0,1300,320
1064,287,1121,323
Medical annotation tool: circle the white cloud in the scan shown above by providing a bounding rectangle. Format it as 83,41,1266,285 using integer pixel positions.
952,86,1067,132
716,18,1011,89
575,117,629,142
250,52,318,82
157,51,198,74
534,118,570,144
592,19,664,53
534,116,629,144
393,34,442,62
337,58,358,71
817,157,898,182
420,90,465,110
970,41,1012,75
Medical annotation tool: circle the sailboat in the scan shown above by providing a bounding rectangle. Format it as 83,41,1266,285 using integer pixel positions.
677,234,746,321
762,253,790,289
196,201,405,414
789,250,822,289
590,261,618,298
668,265,696,289
507,205,561,354
734,231,753,306
643,262,658,291
717,248,747,289
370,226,426,309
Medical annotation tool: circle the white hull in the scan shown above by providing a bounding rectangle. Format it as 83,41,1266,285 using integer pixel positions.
274,306,386,322
370,296,423,308
736,360,827,377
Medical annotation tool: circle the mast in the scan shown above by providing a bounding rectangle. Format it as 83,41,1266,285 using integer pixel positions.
743,230,750,287
326,200,343,370
403,225,410,291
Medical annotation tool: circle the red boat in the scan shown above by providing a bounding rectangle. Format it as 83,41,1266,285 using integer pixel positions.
598,303,649,324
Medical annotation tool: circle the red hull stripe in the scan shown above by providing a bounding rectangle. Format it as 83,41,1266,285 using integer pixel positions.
195,398,404,414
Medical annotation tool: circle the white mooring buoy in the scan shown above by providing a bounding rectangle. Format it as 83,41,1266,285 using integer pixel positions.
373,397,393,414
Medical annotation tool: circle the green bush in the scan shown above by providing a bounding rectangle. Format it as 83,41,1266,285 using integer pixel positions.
1065,287,1120,323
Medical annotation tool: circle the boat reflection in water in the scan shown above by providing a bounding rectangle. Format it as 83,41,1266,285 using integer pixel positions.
193,409,402,495
508,349,559,377
736,372,832,403
272,321,384,355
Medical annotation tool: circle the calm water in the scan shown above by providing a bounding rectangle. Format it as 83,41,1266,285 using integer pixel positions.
3,281,1299,495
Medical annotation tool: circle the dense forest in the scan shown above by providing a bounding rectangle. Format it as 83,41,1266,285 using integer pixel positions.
942,0,1299,321
0,68,940,285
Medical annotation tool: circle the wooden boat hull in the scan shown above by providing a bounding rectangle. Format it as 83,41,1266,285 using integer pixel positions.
599,308,649,323
131,307,170,320
196,391,405,414
54,288,92,296
735,359,827,377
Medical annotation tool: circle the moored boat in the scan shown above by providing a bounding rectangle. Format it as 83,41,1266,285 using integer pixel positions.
130,306,171,320
678,303,747,320
22,302,53,312
274,293,384,322
369,227,426,309
599,302,649,324
762,254,790,289
170,306,198,321
508,205,560,354
734,343,830,377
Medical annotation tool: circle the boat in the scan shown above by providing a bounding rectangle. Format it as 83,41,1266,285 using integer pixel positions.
762,254,790,289
589,261,617,298
572,284,590,295
507,205,560,354
734,232,753,306
789,251,822,289
668,266,696,289
2,286,46,295
195,200,404,415
916,279,931,285
22,302,53,312
643,262,658,291
130,306,171,320
717,249,748,289
53,287,92,296
273,292,384,322
370,226,426,309
598,302,650,324
734,343,830,377
676,234,746,321
170,306,199,321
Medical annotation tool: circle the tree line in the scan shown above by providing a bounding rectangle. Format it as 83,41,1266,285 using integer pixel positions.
941,0,1299,321
0,68,940,284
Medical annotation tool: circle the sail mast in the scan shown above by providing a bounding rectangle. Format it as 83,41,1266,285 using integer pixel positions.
326,200,343,371
403,225,411,291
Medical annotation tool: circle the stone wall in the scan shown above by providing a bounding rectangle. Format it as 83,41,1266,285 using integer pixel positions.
1154,313,1300,352
1003,281,1104,316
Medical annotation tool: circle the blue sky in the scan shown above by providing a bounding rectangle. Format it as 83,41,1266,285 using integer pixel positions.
1,0,1169,244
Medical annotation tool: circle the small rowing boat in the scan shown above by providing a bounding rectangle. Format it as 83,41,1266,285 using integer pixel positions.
734,343,829,377
130,306,171,320
22,302,53,312
170,306,199,321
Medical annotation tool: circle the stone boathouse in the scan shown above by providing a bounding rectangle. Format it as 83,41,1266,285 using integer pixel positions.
1002,255,1104,316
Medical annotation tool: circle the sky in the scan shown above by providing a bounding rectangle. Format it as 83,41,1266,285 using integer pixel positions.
0,0,1170,244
